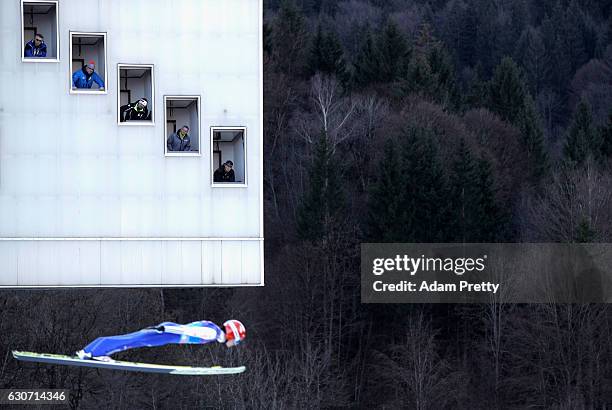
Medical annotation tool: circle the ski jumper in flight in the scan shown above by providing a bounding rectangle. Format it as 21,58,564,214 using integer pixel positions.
76,320,246,361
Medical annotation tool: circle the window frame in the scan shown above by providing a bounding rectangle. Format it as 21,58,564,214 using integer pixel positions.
210,126,248,188
117,63,155,126
163,95,202,157
68,31,108,95
21,0,60,63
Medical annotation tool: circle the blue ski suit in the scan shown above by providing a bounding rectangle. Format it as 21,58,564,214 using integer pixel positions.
82,321,225,357
72,67,105,89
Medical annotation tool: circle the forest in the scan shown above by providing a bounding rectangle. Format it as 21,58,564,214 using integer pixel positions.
1,0,612,408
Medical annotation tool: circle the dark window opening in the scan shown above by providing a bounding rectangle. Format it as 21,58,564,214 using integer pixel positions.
70,32,107,92
211,128,246,185
118,64,154,124
164,96,200,155
22,1,58,61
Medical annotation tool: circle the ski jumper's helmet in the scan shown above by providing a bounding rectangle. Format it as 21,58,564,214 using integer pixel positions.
223,320,246,345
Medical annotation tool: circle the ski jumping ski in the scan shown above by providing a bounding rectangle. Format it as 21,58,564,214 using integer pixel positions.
12,351,246,375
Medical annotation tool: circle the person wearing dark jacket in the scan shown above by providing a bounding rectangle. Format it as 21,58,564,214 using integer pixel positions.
167,125,192,152
72,61,105,89
24,33,47,57
214,161,236,182
120,98,151,121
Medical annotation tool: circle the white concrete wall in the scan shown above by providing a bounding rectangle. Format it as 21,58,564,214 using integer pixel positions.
0,240,262,286
0,0,263,286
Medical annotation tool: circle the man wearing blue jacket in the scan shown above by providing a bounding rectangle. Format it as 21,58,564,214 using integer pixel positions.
72,60,105,90
24,33,47,58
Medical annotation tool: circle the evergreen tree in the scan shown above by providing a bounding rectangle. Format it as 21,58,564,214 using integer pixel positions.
531,0,560,23
271,0,309,76
307,25,347,80
297,133,345,242
449,138,480,242
449,141,507,242
442,0,477,67
582,14,601,60
427,41,461,109
497,0,529,60
352,27,379,88
517,95,550,180
508,0,529,43
515,26,549,95
402,24,460,109
400,128,451,242
473,0,501,75
465,63,489,108
488,57,527,124
404,53,437,98
563,0,588,72
309,25,326,74
486,58,548,183
403,25,435,97
564,98,600,166
366,139,406,242
473,158,507,241
601,110,612,158
413,23,436,57
540,10,572,97
263,22,273,55
574,216,596,243
376,21,409,83
300,0,339,15
608,14,612,49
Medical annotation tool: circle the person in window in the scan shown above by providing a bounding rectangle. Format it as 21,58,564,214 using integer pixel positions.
214,160,236,182
72,61,105,90
120,98,151,121
167,125,192,152
24,33,47,57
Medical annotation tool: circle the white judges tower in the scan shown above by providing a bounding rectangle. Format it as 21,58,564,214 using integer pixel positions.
0,0,264,286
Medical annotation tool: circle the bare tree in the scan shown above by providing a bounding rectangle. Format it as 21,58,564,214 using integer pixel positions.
521,159,612,242
372,312,464,409
348,93,389,191
506,304,612,409
569,59,612,126
295,74,358,150
264,59,300,223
